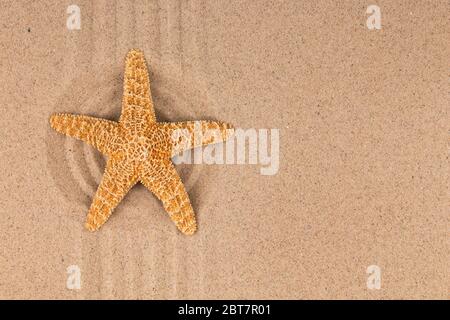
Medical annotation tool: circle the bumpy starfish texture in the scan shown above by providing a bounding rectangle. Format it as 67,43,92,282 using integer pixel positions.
50,49,233,235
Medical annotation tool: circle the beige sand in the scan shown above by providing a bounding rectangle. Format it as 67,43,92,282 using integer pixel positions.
0,0,448,299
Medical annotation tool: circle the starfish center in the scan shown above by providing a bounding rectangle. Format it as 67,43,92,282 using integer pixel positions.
124,135,150,161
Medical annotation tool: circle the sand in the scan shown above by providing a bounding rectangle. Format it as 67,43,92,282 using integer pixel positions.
0,0,448,299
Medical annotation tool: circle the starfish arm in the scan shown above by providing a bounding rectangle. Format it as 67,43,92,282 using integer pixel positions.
119,49,156,132
50,113,119,155
159,121,234,157
140,160,197,235
85,157,138,231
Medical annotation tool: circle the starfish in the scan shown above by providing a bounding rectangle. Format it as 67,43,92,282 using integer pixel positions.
50,49,233,235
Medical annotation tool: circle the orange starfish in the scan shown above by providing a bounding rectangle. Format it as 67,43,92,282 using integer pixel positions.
50,49,233,235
